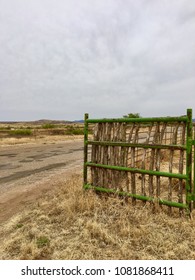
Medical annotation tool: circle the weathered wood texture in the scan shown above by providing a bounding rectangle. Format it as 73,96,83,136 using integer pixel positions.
90,121,187,209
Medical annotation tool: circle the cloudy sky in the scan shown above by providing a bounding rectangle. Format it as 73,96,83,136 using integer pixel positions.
0,0,195,121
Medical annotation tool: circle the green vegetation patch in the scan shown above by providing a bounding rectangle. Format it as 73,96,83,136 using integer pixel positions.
36,236,50,248
9,129,32,136
65,126,84,135
123,113,141,118
0,126,12,130
15,223,24,229
42,123,55,129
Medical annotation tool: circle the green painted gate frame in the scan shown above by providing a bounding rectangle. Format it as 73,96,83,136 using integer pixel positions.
83,109,195,212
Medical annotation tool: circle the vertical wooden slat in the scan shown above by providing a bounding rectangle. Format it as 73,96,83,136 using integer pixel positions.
91,123,99,186
102,123,107,187
131,124,140,205
149,124,158,199
83,113,89,187
186,109,193,212
112,122,119,189
120,122,127,191
155,123,161,199
110,123,116,189
168,123,179,214
141,125,153,200
125,124,135,192
107,123,112,188
178,122,186,214
99,123,104,186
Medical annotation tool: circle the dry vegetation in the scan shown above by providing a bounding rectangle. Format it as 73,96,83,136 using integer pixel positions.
0,121,85,139
0,121,195,260
0,121,85,146
0,172,195,260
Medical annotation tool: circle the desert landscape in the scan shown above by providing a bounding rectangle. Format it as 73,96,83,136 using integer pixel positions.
0,121,195,260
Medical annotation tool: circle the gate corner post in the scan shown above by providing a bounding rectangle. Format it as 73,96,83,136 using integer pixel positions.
186,109,193,211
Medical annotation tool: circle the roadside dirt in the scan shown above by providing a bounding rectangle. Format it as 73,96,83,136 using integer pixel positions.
0,137,84,223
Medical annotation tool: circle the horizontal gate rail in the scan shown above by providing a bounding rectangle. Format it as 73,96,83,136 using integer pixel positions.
86,116,188,124
84,184,188,209
85,162,187,179
87,140,187,150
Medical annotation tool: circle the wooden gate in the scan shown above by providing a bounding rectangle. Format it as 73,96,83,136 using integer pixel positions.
83,109,195,214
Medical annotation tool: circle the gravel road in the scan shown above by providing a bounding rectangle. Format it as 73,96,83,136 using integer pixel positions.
0,139,85,222
0,140,83,187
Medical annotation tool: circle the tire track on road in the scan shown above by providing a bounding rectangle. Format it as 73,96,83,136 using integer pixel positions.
0,161,75,184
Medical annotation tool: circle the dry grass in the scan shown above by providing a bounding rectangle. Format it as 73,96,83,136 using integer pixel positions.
0,173,195,260
0,134,84,147
0,121,85,147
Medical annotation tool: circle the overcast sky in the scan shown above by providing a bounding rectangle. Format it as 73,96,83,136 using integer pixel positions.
0,0,195,121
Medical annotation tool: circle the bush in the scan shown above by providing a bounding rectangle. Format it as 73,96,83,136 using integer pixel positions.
0,126,12,130
123,113,141,118
65,126,84,135
50,129,65,135
42,123,55,129
9,129,32,136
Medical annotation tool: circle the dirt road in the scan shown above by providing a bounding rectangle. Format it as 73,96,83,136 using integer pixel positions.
0,139,85,222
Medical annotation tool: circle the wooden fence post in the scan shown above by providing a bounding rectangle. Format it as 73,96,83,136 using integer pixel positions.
186,108,192,211
83,113,89,187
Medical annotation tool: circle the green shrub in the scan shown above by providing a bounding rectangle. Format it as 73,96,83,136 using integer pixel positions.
42,123,55,129
9,129,32,136
65,127,84,135
0,126,12,130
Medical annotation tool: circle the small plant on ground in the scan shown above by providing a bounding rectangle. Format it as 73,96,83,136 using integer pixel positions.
15,223,24,229
36,236,50,248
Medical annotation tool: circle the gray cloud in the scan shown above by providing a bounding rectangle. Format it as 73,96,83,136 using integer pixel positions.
0,0,195,121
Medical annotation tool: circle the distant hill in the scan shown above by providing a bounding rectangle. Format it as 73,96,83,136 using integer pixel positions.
0,119,84,125
35,119,72,124
0,120,70,125
35,119,84,124
74,120,84,123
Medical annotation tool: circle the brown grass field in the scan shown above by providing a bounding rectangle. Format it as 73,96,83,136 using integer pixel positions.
0,122,195,260
0,171,195,260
